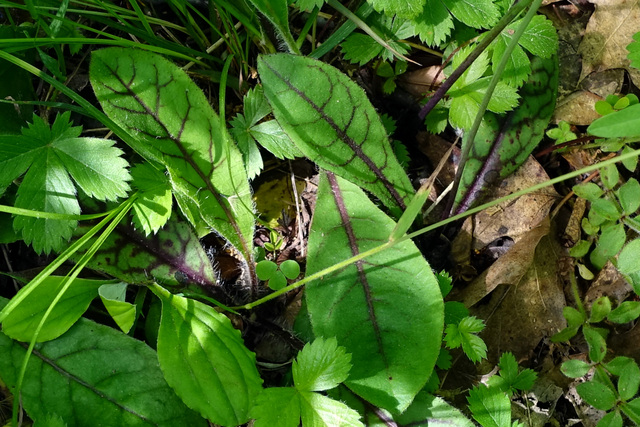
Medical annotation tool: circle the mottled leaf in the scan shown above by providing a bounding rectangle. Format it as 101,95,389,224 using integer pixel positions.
90,48,254,263
74,214,216,288
259,54,414,218
0,298,206,427
304,172,443,413
454,54,559,214
152,284,262,426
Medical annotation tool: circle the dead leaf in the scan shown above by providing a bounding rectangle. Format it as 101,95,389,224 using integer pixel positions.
471,228,568,362
553,90,603,125
579,0,640,88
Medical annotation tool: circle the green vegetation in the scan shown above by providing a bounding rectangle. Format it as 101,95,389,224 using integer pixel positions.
0,1,639,426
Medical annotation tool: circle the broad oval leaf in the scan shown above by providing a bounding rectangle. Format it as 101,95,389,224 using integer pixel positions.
0,298,206,427
2,276,103,342
258,53,414,218
152,284,263,426
90,47,254,264
304,172,444,413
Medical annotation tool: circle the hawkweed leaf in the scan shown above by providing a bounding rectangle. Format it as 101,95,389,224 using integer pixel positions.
259,53,414,219
304,172,443,413
90,48,254,265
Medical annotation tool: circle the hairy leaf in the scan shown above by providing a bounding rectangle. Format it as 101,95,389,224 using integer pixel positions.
259,54,414,218
90,48,254,264
454,54,559,214
0,299,206,427
304,172,443,413
152,285,262,426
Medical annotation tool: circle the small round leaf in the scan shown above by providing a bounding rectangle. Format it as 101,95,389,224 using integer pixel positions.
280,260,301,279
256,260,278,281
617,179,640,214
267,270,287,290
590,296,611,323
561,359,591,378
574,182,604,202
608,301,640,324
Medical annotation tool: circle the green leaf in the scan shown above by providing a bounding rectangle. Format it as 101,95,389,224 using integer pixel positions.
590,296,612,323
617,178,640,214
591,222,625,270
513,15,558,59
259,54,414,218
98,283,136,334
467,384,511,427
574,182,604,202
304,172,443,413
490,38,530,88
293,337,352,392
454,54,558,213
280,259,301,279
366,0,423,19
445,316,487,363
628,31,640,69
0,304,206,427
622,397,640,423
617,359,640,401
299,391,364,427
394,392,474,426
256,260,278,281
600,164,620,190
563,306,586,328
588,103,640,138
90,47,254,264
152,284,263,426
583,325,608,363
74,214,217,288
561,359,592,378
495,352,537,394
1,112,131,254
598,411,623,427
250,388,301,427
2,277,102,342
268,270,288,290
608,301,640,324
576,380,617,411
442,0,499,29
295,0,325,11
569,240,591,258
412,2,454,46
130,162,172,235
618,239,640,276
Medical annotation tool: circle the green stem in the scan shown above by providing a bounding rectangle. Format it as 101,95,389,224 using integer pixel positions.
236,146,640,310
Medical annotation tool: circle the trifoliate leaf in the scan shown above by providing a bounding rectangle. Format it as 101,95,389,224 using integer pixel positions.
230,86,301,178
293,337,352,392
130,162,172,235
412,1,454,46
445,316,487,363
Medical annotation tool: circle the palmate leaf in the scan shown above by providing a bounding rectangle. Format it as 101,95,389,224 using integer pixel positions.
0,112,131,254
90,48,254,265
304,172,444,413
0,298,206,427
259,53,414,219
